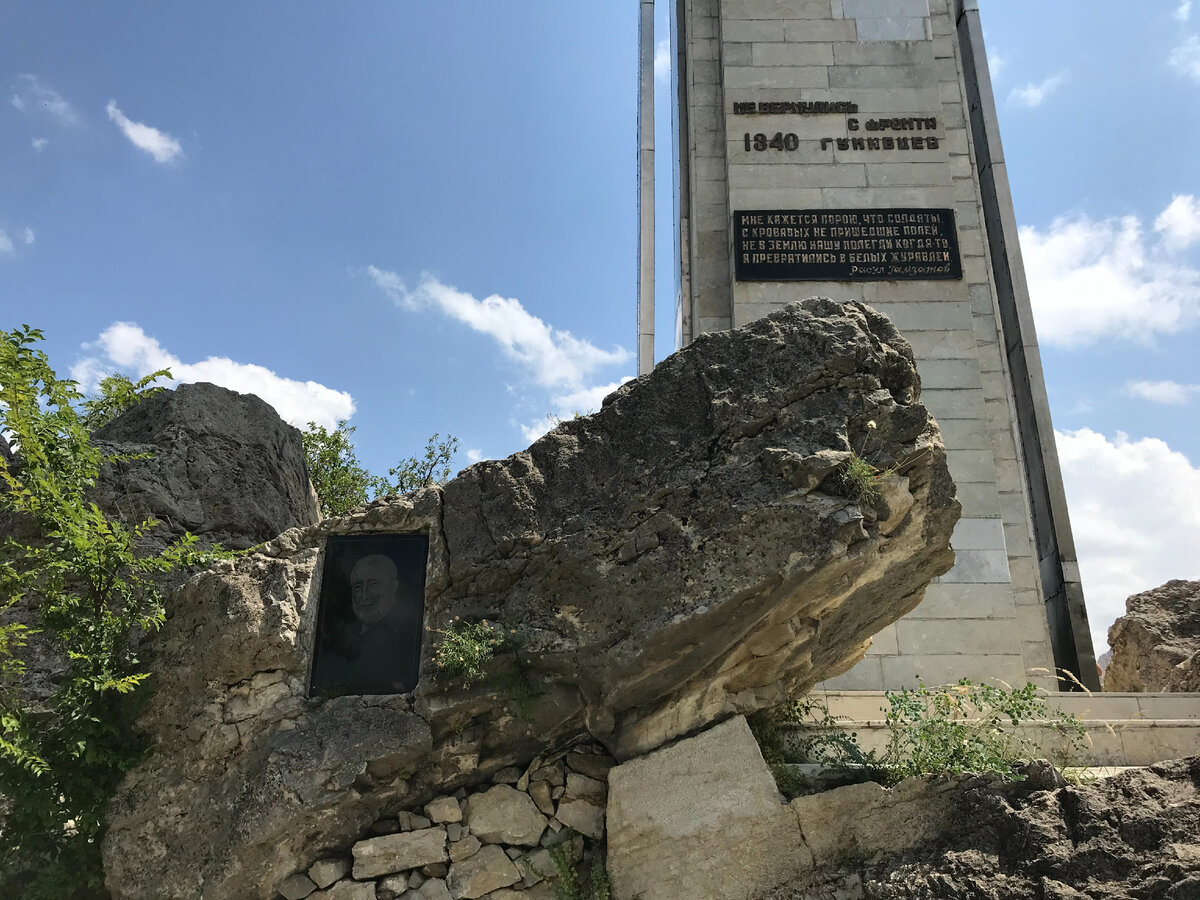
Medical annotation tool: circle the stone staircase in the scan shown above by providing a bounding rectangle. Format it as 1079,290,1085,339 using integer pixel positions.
804,690,1200,766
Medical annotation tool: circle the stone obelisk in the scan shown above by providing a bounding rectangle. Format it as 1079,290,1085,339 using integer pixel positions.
645,0,1098,690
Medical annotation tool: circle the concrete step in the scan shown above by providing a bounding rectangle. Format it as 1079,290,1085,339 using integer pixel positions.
782,690,1200,767
814,689,1200,722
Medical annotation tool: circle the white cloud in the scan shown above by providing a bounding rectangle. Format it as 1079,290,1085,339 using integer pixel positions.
1170,34,1200,81
1177,1,1193,22
72,322,355,429
11,75,81,126
1125,379,1200,405
987,51,1007,80
550,379,631,416
519,416,559,443
31,138,48,152
1057,428,1200,653
654,38,671,83
519,377,635,442
367,268,634,445
1007,71,1068,108
367,268,630,390
1154,193,1200,251
105,100,183,164
1020,201,1200,345
0,224,36,258
465,448,485,464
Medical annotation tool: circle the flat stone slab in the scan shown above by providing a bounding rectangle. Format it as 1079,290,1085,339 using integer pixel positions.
352,828,448,880
607,716,811,900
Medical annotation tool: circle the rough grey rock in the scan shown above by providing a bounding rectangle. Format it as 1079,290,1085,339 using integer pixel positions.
416,879,452,900
466,785,547,846
314,881,376,900
1105,579,1200,691
448,835,481,862
445,844,521,899
0,382,321,704
758,757,1200,900
308,858,351,888
92,381,319,551
103,300,958,899
554,797,604,840
425,796,462,824
278,872,318,899
564,751,615,782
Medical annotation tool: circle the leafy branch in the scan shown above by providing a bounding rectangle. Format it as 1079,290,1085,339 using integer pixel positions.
0,325,199,897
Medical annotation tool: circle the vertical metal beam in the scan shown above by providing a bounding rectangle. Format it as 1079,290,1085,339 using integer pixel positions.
637,0,656,375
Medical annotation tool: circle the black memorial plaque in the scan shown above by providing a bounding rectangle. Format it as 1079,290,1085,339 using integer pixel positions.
309,534,427,696
734,208,962,282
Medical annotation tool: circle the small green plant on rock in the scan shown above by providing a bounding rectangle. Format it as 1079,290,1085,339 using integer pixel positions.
431,618,509,686
838,453,884,504
837,419,891,504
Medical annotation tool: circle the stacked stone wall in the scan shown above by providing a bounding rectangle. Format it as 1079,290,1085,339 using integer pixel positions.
272,744,612,900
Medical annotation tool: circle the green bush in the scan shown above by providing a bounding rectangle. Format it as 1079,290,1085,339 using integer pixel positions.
755,679,1090,794
750,695,883,795
879,678,1088,779
302,423,458,517
0,326,210,897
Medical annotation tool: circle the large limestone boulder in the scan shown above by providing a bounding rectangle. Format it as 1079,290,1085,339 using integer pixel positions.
1105,579,1200,692
103,299,959,899
92,381,320,551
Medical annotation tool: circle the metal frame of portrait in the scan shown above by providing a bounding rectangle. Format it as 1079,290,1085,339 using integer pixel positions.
308,533,428,697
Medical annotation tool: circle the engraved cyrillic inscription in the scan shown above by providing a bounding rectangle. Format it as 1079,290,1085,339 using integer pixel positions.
734,209,963,282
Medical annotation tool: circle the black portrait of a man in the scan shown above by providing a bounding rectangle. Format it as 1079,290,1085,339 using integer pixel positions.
309,534,427,696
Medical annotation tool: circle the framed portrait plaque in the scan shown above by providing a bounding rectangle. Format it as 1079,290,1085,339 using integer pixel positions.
308,534,428,696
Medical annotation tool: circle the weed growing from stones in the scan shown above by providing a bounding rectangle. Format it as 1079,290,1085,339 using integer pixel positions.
750,695,884,795
543,841,610,900
880,679,1089,779
755,679,1090,796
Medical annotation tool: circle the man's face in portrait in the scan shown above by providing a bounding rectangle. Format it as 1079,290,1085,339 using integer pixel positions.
350,554,399,627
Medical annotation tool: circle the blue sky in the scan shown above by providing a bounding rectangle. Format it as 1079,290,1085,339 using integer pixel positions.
2,1,1198,652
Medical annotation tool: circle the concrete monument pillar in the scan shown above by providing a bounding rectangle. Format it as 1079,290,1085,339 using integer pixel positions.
665,0,1099,690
